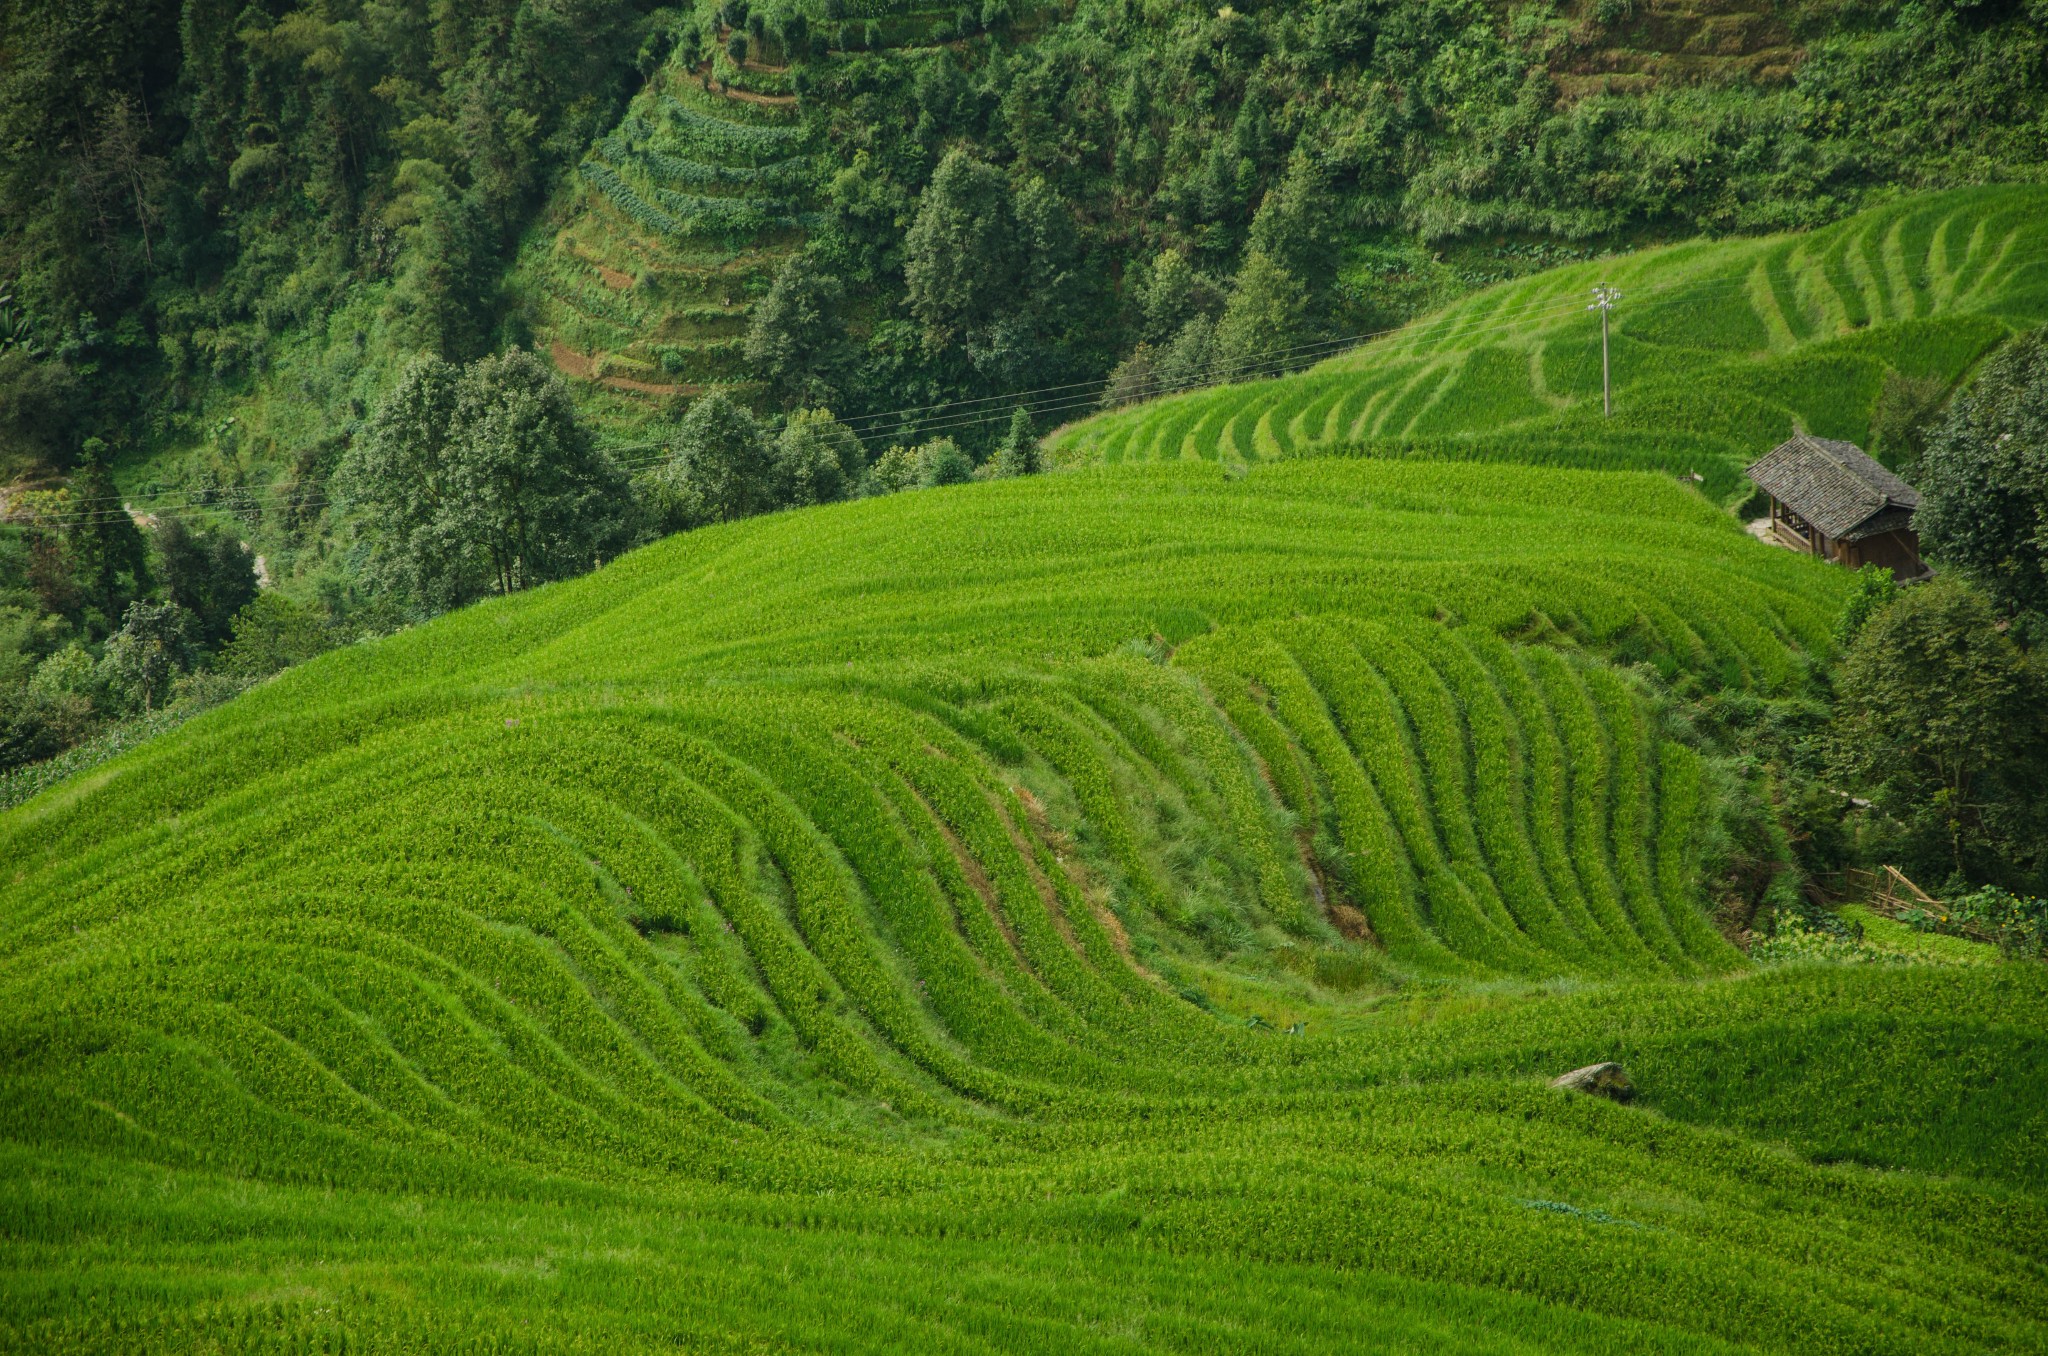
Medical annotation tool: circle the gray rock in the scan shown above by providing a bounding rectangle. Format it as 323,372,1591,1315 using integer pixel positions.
1550,1062,1634,1102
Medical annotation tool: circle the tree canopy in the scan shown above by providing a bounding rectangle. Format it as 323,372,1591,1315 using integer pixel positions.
1828,577,2048,888
1916,327,2048,625
341,350,630,607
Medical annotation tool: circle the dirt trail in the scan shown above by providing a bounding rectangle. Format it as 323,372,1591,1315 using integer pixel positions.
692,62,797,108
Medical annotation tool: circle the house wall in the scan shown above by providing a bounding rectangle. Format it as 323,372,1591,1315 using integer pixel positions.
1844,529,1924,575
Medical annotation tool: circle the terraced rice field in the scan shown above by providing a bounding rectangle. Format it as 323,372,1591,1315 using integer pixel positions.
1052,186,2048,501
10,459,2046,1350
521,45,814,406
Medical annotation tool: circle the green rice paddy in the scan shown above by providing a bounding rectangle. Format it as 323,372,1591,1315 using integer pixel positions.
5,453,2045,1351
1052,186,2048,503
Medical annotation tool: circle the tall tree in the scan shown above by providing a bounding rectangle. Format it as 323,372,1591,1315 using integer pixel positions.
1210,250,1308,381
66,441,151,627
100,600,193,712
657,392,775,526
1138,250,1222,345
1828,577,2048,885
340,350,629,608
442,349,633,594
338,355,467,605
905,150,1021,347
773,409,866,507
747,252,851,408
154,517,257,650
1915,327,2048,624
991,407,1042,476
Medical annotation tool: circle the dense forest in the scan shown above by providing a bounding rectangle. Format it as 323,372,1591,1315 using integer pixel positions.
0,0,2045,808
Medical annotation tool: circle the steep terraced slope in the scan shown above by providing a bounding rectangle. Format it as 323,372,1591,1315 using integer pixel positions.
1053,187,2048,501
9,462,2047,1352
4,461,1837,1146
521,40,811,413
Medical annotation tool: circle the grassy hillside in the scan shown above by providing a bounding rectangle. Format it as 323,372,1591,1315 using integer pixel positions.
1052,187,2048,501
8,458,2046,1350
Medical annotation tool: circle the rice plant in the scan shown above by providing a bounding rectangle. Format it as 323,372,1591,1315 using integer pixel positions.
5,459,2043,1351
1053,186,2048,499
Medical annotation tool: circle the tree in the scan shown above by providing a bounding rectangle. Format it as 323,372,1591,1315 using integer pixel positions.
990,407,1042,476
443,350,633,594
100,600,194,712
657,392,775,526
1915,327,2048,623
1153,316,1218,393
916,438,974,487
1210,250,1309,381
66,440,151,627
1247,152,1342,304
1100,343,1157,408
904,150,1021,347
340,350,630,609
1833,565,1900,649
773,409,866,507
861,445,922,497
1138,251,1223,345
746,253,850,407
217,593,336,678
1827,577,2048,885
338,354,465,603
154,517,257,650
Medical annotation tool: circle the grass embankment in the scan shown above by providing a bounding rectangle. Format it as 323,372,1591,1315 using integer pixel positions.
3,461,2043,1351
1053,186,2048,502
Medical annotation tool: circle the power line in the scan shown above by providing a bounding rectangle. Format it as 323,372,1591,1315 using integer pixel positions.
30,237,2043,527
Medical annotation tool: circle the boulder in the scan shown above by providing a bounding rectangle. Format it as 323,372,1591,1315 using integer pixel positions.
1550,1062,1634,1102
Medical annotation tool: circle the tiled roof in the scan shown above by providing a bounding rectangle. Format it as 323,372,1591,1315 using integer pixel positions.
1746,435,1920,541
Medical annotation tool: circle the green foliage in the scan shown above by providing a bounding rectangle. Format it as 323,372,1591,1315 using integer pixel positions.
1916,325,2048,624
152,517,256,651
772,408,866,507
216,593,338,680
747,253,853,409
1749,913,1907,967
1833,566,1899,649
859,443,922,496
97,599,192,713
656,391,776,525
905,150,1026,348
1827,577,2048,887
989,407,1041,477
914,437,973,487
341,350,632,607
1211,250,1310,381
1908,885,2048,958
1054,189,2048,497
65,445,150,627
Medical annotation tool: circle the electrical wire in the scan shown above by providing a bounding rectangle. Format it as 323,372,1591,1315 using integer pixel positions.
25,234,2045,527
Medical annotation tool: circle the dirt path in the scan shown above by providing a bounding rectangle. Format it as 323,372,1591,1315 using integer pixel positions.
692,62,797,108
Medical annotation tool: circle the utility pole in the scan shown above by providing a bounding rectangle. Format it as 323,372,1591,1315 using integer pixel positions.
1589,285,1621,418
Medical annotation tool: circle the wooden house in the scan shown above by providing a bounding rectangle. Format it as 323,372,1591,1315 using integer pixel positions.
1745,435,1930,577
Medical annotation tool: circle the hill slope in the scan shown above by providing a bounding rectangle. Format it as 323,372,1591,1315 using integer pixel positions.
521,35,813,416
7,459,2047,1350
1052,187,2048,501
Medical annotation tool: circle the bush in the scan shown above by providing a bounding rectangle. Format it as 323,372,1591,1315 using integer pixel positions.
860,445,921,496
916,438,974,487
1903,885,2048,958
773,409,866,507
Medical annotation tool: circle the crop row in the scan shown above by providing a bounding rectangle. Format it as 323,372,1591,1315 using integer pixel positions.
1053,186,2048,496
